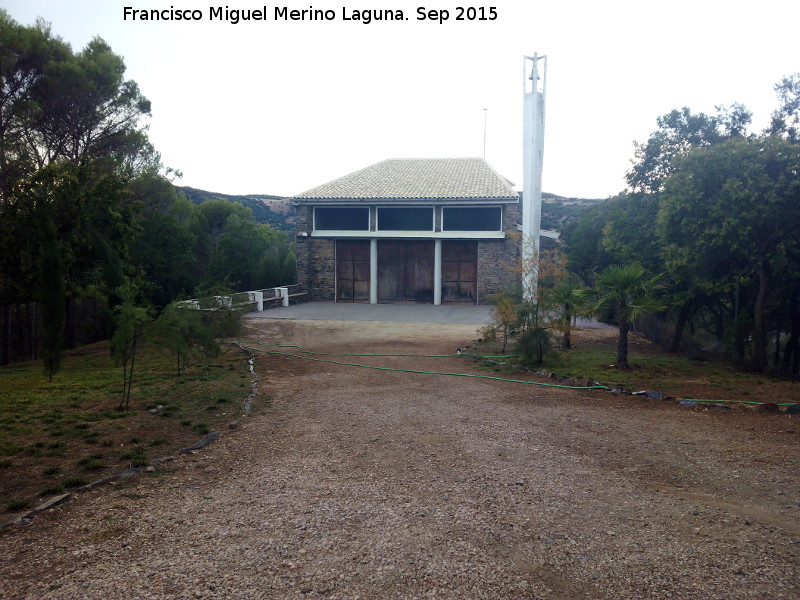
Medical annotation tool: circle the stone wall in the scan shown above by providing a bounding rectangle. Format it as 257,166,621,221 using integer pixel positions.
294,205,335,300
477,237,519,302
296,237,335,301
295,202,522,304
476,203,522,302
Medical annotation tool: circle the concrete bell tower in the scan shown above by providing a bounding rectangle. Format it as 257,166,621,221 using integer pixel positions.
521,53,546,303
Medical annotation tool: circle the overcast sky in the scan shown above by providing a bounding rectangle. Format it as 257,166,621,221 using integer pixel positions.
4,1,799,199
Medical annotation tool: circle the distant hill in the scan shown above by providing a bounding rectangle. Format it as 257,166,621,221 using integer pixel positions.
540,193,604,232
176,186,295,231
176,186,601,234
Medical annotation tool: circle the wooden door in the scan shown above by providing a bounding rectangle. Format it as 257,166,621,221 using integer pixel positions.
336,240,370,303
378,240,434,303
442,241,477,304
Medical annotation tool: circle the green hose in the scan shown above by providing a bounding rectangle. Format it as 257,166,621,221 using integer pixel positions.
237,341,608,390
236,340,797,406
239,341,516,359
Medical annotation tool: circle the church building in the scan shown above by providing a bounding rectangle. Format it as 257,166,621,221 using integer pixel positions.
293,157,521,304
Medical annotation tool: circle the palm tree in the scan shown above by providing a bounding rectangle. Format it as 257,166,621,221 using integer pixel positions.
550,282,581,349
580,264,666,368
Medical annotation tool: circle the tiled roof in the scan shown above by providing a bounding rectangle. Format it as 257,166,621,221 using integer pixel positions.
294,158,518,201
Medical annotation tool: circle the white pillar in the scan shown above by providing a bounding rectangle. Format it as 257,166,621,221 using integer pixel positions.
370,238,378,304
434,239,442,306
522,53,546,304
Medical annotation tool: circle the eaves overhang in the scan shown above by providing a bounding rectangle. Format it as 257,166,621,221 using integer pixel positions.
294,196,517,205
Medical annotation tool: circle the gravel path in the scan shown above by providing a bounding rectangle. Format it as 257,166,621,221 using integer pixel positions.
1,319,798,599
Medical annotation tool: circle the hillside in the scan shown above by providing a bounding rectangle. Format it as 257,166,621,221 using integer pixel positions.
541,193,604,232
177,186,295,231
176,186,601,234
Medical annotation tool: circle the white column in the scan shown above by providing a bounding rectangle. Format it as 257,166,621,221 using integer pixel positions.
370,238,378,304
434,239,442,306
522,53,546,304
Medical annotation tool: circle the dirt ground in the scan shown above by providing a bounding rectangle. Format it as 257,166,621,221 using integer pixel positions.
1,319,798,599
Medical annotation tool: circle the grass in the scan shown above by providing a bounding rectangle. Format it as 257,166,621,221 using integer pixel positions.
476,327,800,404
0,340,253,514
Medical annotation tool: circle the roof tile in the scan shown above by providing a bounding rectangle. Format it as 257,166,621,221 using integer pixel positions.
294,158,517,200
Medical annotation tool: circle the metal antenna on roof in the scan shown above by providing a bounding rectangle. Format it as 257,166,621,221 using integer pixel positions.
483,109,487,159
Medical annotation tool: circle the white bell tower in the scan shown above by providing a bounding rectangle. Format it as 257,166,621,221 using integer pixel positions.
521,53,546,303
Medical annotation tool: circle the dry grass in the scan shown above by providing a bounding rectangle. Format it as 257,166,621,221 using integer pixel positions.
0,341,253,514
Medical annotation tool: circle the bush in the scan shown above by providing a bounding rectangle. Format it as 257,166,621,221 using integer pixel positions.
515,327,552,365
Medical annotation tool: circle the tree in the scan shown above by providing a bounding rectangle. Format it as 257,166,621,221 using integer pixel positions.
580,264,665,369
627,107,724,193
562,201,612,286
550,282,581,350
191,198,296,293
150,302,229,376
601,192,662,274
0,12,152,201
36,204,65,381
659,136,800,371
491,293,517,353
110,285,151,411
129,177,197,308
768,73,800,142
0,12,159,368
0,12,70,201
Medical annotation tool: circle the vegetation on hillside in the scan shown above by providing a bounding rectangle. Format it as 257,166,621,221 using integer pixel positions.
540,194,603,232
562,85,800,374
178,186,295,232
0,11,296,368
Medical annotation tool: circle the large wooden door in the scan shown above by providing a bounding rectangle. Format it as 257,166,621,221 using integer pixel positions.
442,241,477,304
336,240,370,303
378,240,434,303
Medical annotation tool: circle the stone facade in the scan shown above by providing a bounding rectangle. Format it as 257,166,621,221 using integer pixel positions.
295,202,522,304
477,202,521,301
292,158,524,305
295,205,335,301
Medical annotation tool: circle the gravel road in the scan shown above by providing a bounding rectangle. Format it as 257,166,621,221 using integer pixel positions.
1,319,798,599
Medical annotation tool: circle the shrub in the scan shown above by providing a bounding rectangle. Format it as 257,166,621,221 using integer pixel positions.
515,327,552,365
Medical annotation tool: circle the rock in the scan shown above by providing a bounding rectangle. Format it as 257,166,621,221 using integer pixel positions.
646,391,664,400
611,386,624,395
12,515,32,527
756,403,782,414
785,403,800,415
228,420,240,430
178,431,221,454
32,493,71,513
679,399,700,407
706,403,731,411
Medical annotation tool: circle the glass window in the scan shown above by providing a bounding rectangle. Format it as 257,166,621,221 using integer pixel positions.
377,207,433,231
442,207,502,231
314,207,369,231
